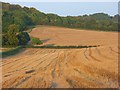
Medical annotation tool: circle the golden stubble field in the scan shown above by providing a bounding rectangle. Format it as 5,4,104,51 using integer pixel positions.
2,25,119,88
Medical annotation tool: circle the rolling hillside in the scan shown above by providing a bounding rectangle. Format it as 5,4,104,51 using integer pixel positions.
30,25,118,46
2,26,119,88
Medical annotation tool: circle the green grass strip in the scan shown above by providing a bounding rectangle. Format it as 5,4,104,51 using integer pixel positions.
0,46,23,58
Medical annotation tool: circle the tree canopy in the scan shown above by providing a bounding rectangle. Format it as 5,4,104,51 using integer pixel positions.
2,2,118,32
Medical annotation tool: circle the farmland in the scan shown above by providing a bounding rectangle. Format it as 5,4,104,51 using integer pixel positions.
30,25,118,46
2,26,119,88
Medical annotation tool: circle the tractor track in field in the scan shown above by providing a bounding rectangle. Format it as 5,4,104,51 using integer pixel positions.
88,48,101,62
2,48,118,88
2,26,118,88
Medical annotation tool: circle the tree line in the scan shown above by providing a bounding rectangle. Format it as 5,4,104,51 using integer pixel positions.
2,2,119,47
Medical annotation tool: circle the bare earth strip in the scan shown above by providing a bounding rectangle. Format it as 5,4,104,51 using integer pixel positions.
2,25,119,88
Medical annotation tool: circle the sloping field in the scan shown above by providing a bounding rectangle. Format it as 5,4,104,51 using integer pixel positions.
30,25,118,46
2,47,119,88
2,26,119,88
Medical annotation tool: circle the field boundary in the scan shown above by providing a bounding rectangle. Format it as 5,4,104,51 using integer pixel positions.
1,45,100,58
25,45,100,49
34,25,119,32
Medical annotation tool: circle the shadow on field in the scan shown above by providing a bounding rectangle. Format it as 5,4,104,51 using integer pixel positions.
41,38,51,43
44,44,55,46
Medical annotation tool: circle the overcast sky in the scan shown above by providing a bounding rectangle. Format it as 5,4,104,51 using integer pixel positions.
2,1,119,16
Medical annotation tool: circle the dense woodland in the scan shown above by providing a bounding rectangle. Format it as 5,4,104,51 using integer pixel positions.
2,2,119,47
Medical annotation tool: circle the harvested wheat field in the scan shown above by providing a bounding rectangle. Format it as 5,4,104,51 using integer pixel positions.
30,25,118,46
2,26,119,88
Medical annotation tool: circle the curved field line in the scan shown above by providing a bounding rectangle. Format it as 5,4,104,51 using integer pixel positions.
54,50,67,77
28,50,61,71
51,50,65,79
13,76,31,88
3,52,46,72
84,48,90,60
95,47,115,60
3,76,23,88
3,53,52,74
2,47,118,88
2,49,44,67
31,52,62,88
73,68,105,87
1,56,29,67
42,50,61,71
3,52,57,75
4,49,53,70
3,54,38,71
88,48,101,62
51,58,59,79
32,55,58,71
109,47,120,54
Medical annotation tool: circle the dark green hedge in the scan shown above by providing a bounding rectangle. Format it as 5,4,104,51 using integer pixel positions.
25,45,99,49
